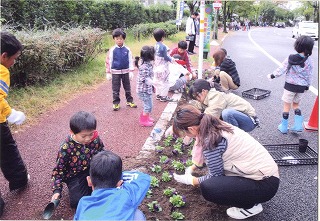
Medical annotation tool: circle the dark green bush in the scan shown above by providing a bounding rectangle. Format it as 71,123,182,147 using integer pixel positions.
7,27,106,86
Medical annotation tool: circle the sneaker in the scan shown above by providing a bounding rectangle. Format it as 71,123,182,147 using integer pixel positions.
113,104,120,111
160,96,173,102
126,102,137,108
226,204,263,219
156,95,161,100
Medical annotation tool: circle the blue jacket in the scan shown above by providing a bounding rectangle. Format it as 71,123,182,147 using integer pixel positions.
74,171,151,220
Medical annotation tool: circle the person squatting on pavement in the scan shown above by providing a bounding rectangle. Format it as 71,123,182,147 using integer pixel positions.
0,31,29,217
135,46,156,127
106,28,137,111
50,111,105,209
172,104,280,220
268,35,314,134
74,150,151,220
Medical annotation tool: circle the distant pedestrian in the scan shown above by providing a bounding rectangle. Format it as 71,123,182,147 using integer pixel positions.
50,111,105,209
268,35,314,133
211,48,240,91
135,46,155,127
153,28,176,102
186,12,199,54
106,28,137,111
0,31,29,217
74,150,150,220
172,104,280,220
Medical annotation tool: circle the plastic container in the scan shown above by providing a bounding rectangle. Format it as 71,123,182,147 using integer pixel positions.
242,88,271,100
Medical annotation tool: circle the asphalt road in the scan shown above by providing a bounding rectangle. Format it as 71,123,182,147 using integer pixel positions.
219,27,318,221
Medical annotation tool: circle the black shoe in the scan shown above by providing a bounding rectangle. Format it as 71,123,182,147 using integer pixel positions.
0,197,4,218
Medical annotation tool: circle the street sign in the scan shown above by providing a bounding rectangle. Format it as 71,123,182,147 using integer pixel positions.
213,2,222,9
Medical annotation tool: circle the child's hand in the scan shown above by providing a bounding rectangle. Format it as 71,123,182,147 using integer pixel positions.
7,109,26,125
106,73,112,81
51,193,61,201
129,72,134,81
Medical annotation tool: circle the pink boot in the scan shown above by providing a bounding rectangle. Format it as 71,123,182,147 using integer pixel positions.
139,113,153,127
140,112,154,123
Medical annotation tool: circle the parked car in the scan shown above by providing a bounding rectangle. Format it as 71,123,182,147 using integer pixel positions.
292,21,318,41
276,22,285,28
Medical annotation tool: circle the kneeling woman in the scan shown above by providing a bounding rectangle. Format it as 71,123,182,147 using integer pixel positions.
172,104,280,220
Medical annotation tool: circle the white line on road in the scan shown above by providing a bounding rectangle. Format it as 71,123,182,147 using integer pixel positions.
248,29,318,96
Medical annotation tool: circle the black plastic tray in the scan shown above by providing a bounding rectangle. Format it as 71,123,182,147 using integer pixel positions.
242,88,271,100
264,143,318,166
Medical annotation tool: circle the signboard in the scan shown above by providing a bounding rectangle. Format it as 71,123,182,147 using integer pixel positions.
175,0,184,25
213,3,222,9
203,4,213,53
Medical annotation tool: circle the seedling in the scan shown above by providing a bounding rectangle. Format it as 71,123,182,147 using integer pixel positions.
171,211,185,220
169,194,186,208
185,159,193,167
150,164,162,173
150,176,160,188
161,171,172,182
147,201,162,212
159,155,169,164
155,145,164,153
172,160,185,171
163,135,173,147
163,187,177,197
172,143,183,155
146,189,153,198
176,137,183,144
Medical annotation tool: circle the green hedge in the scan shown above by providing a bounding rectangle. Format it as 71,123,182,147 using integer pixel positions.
7,27,106,86
130,21,179,40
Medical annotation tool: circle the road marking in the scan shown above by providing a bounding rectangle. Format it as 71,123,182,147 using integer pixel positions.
248,29,318,95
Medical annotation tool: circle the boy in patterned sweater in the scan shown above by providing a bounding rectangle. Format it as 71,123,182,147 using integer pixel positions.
50,111,105,208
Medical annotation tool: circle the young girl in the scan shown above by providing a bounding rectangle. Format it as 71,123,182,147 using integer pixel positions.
172,104,280,220
153,28,176,102
268,36,314,134
135,46,155,127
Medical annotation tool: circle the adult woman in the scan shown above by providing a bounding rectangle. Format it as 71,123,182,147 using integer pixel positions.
172,104,280,220
189,79,258,132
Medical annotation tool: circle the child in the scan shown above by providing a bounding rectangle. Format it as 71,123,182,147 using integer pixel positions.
170,40,193,73
135,46,155,127
74,150,151,220
50,111,105,209
212,48,240,91
106,28,137,111
268,36,314,134
0,31,29,217
153,28,176,102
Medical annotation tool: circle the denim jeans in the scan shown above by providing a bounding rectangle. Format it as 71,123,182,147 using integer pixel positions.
137,92,153,113
221,109,256,132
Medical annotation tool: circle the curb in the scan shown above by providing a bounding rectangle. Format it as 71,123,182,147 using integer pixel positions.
137,93,182,159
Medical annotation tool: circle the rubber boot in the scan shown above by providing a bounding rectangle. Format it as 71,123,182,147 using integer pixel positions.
290,115,303,132
139,114,153,127
278,118,288,134
140,112,154,123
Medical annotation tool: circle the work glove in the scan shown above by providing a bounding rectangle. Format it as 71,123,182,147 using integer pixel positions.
267,74,275,80
185,166,194,175
7,109,26,125
106,73,112,81
173,173,194,185
129,72,134,81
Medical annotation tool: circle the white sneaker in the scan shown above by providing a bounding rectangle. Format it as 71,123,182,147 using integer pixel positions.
226,204,263,219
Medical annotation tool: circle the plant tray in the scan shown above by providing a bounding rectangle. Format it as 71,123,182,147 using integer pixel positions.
242,88,271,100
263,143,318,166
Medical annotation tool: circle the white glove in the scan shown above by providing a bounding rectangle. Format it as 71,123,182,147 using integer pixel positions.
106,73,112,81
185,166,194,175
173,173,194,185
129,72,134,80
7,109,26,125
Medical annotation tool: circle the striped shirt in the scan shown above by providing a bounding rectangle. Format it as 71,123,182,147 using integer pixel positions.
198,138,227,183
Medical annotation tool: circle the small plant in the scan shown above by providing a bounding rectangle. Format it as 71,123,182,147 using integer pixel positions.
163,187,177,197
150,164,162,173
169,194,186,208
161,171,172,182
150,176,160,188
159,155,169,164
171,211,185,220
172,160,185,171
175,137,183,144
185,159,193,167
155,145,164,153
147,201,163,212
172,143,183,155
163,135,173,147
146,189,153,198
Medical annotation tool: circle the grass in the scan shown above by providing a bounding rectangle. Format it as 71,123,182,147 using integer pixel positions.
7,32,187,125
